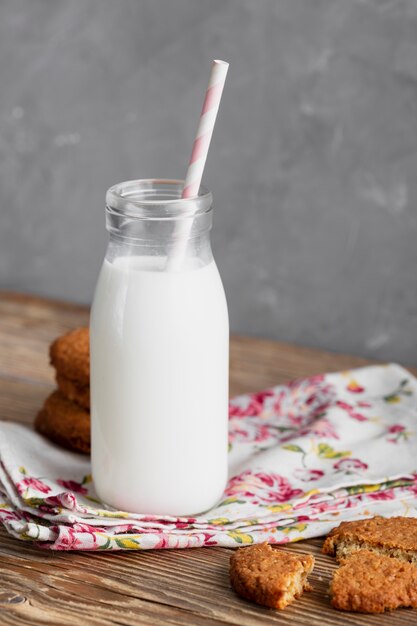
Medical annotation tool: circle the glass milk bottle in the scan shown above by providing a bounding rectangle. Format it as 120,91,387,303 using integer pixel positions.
90,179,229,516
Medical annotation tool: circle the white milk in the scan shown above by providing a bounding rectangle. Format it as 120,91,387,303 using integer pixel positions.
90,255,229,516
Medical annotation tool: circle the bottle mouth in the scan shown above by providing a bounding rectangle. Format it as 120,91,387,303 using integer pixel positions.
106,179,212,221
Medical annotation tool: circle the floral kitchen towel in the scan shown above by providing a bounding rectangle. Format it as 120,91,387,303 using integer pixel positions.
0,363,417,550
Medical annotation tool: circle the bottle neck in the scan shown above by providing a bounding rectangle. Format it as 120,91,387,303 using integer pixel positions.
104,179,214,269
106,231,214,268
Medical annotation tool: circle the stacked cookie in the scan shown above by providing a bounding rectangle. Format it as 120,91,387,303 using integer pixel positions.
324,516,417,613
35,328,90,454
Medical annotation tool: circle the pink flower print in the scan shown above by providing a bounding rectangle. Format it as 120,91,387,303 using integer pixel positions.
407,483,417,497
0,508,25,522
346,380,365,393
152,534,174,549
225,471,303,504
290,374,325,391
254,425,276,443
336,401,368,422
252,390,275,408
300,417,339,440
251,472,303,503
287,414,304,427
308,501,335,515
386,423,411,443
228,403,247,418
294,468,325,482
55,527,83,550
56,479,88,495
333,458,368,472
273,535,291,544
368,489,395,501
228,426,250,442
229,390,274,418
17,477,51,495
70,522,99,547
388,424,405,434
271,376,336,434
229,423,277,445
43,495,63,508
200,532,217,546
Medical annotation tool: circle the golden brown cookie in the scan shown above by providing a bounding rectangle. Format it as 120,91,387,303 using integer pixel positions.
35,390,90,454
229,542,314,609
322,516,417,564
330,550,417,613
56,373,90,410
50,327,90,388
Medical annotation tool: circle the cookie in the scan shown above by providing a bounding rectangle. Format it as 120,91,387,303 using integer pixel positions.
35,390,90,454
322,516,417,564
50,327,90,388
229,542,314,609
56,372,90,410
330,550,417,613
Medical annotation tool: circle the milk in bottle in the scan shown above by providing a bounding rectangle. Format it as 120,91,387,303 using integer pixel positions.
90,180,229,516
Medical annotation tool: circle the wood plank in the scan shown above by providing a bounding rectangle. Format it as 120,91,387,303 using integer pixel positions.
0,378,52,425
0,290,416,625
0,292,88,383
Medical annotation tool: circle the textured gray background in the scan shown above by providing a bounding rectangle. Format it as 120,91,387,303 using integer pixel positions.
1,0,417,363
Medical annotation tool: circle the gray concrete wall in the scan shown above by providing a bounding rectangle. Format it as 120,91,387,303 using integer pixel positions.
1,0,416,364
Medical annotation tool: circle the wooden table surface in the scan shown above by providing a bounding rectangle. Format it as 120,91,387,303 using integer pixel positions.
0,291,417,626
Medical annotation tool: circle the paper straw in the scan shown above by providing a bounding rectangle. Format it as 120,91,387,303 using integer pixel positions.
167,60,229,270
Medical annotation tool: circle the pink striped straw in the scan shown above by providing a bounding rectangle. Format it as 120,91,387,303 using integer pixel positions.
167,59,229,269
